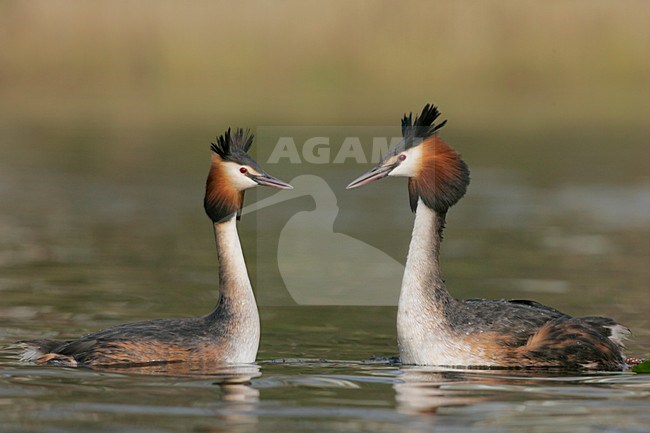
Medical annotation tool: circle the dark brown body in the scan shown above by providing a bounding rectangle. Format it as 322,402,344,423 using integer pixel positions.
448,299,628,370
20,294,257,367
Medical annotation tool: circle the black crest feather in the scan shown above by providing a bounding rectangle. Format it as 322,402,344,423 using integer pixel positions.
205,127,257,224
210,128,254,161
400,104,469,215
401,104,447,149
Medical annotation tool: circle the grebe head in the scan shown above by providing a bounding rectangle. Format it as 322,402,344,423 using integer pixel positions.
205,128,293,223
347,104,470,214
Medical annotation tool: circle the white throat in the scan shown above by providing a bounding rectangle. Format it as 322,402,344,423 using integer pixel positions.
396,199,458,365
213,216,260,363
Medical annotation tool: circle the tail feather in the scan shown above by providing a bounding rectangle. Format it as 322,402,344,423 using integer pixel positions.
580,317,631,349
517,317,626,370
17,339,67,363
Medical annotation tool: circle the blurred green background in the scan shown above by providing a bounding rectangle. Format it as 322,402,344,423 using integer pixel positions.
1,1,648,145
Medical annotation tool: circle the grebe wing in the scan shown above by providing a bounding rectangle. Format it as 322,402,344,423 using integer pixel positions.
455,298,569,341
458,299,629,351
494,302,628,344
503,299,566,316
462,298,568,320
579,316,631,348
49,317,207,357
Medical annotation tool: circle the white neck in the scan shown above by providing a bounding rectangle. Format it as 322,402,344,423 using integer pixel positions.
210,215,260,363
397,199,456,365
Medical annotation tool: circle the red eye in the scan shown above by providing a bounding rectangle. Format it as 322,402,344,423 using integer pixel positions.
240,167,248,174
398,154,407,161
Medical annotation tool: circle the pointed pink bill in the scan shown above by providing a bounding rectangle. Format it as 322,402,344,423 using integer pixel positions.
346,164,395,189
252,173,293,190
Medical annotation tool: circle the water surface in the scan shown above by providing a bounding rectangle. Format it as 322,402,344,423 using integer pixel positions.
0,126,648,432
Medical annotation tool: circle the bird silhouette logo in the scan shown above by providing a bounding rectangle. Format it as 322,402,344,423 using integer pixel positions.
240,175,404,305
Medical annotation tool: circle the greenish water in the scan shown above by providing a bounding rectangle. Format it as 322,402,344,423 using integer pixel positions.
0,125,649,432
1,3,649,431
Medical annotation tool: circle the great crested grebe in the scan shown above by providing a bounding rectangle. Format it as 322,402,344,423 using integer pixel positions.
20,128,292,367
347,104,630,370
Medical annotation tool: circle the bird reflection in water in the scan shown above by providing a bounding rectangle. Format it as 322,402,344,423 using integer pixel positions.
98,362,261,432
394,367,488,415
